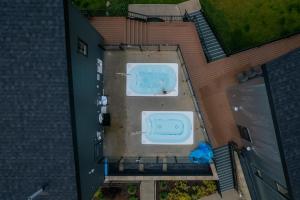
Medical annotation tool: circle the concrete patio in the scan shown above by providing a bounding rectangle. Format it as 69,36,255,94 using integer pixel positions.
103,49,205,157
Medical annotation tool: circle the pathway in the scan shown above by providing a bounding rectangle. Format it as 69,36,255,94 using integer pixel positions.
140,181,155,200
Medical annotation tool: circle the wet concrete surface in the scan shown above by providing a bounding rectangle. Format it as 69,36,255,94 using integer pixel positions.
103,50,204,157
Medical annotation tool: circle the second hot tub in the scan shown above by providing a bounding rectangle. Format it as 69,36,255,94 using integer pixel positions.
142,111,193,145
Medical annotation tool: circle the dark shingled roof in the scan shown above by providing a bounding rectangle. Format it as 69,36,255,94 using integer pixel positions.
0,0,78,199
263,48,300,200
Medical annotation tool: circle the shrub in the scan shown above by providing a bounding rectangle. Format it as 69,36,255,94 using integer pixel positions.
167,192,191,200
190,193,198,200
202,180,217,194
129,196,138,200
127,184,137,195
160,191,168,200
174,181,189,193
189,181,217,199
92,187,104,200
159,181,168,191
166,181,191,200
163,181,217,200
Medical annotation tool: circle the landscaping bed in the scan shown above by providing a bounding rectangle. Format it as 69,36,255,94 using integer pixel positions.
92,183,140,200
156,180,217,200
200,0,300,54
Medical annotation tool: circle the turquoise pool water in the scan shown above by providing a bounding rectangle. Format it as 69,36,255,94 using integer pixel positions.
127,63,178,96
142,112,193,144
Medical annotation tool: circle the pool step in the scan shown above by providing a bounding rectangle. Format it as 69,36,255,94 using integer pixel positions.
126,18,148,45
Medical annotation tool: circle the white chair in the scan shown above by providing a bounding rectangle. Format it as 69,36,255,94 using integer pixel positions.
97,96,107,106
101,106,107,114
97,58,103,74
98,96,107,106
96,131,102,141
98,113,103,124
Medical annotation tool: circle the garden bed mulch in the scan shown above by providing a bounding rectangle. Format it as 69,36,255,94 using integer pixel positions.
93,183,140,200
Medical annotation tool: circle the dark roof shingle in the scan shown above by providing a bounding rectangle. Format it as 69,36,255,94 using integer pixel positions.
0,0,77,199
263,48,300,200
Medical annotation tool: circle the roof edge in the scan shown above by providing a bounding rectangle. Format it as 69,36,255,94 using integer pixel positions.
63,0,82,199
262,65,295,200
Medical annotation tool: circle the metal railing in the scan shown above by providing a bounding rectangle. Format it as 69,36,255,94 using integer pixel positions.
127,11,148,21
128,11,184,22
80,9,107,17
175,45,211,143
106,156,211,164
239,149,260,200
105,44,176,51
216,180,223,198
228,142,239,192
102,156,212,176
199,10,230,56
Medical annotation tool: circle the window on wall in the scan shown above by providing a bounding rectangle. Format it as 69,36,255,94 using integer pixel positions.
255,169,262,179
276,182,289,199
255,168,290,199
77,38,88,56
237,125,252,143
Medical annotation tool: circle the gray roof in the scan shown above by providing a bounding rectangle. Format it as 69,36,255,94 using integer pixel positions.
0,0,78,199
263,48,300,200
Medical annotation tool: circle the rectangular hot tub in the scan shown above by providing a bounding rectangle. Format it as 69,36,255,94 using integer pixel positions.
142,111,193,145
126,63,178,96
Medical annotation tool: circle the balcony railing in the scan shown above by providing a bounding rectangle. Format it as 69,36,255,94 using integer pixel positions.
79,9,185,22
103,156,212,176
128,11,185,22
80,9,107,17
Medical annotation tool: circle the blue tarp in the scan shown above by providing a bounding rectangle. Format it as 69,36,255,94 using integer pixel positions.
189,142,213,164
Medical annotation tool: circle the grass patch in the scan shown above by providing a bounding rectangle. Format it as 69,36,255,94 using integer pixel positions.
73,0,187,16
200,0,300,53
